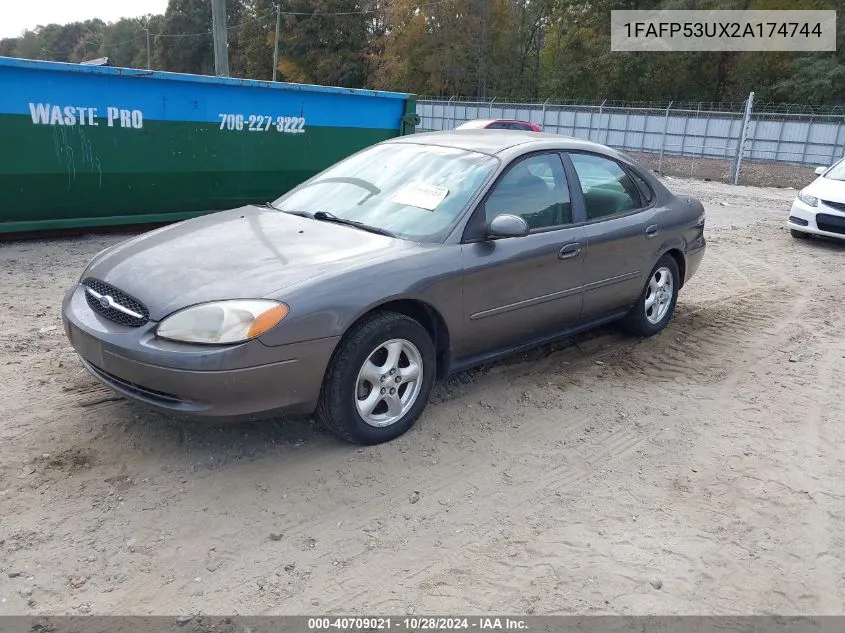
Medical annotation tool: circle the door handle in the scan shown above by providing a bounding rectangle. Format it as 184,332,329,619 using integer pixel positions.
645,224,660,238
558,243,582,260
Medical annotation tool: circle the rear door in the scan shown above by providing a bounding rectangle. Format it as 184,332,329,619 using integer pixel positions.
564,151,658,321
458,152,586,358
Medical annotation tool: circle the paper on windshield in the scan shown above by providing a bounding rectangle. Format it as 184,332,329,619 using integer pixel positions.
390,182,449,211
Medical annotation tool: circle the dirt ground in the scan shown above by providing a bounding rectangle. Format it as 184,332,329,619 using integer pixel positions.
628,152,819,190
1,177,844,617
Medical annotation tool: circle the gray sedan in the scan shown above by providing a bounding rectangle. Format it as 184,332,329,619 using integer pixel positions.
61,130,706,444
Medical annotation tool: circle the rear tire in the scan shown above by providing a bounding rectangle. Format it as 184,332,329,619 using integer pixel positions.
790,229,809,239
316,311,436,445
622,254,680,337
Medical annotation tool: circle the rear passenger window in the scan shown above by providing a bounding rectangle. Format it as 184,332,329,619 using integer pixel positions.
569,153,642,220
629,169,655,205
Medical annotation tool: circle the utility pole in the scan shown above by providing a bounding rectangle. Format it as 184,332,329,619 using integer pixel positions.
139,17,152,69
477,0,490,99
211,0,230,77
732,91,755,185
272,2,281,82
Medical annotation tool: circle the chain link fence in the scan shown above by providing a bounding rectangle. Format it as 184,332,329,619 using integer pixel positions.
416,95,845,188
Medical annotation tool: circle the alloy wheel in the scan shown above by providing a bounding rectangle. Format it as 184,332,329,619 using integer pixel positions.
354,338,424,428
645,266,674,325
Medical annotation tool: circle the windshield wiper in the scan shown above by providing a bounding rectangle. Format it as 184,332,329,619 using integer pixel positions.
261,202,315,218
266,205,394,237
283,208,315,218
278,206,315,218
313,211,396,238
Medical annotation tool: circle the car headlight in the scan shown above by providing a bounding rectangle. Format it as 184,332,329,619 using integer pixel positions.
797,191,819,207
156,300,289,344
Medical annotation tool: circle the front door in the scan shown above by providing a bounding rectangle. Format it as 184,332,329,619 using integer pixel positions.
458,152,586,359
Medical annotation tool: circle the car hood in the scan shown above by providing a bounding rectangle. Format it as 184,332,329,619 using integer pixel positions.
83,206,414,320
805,176,845,203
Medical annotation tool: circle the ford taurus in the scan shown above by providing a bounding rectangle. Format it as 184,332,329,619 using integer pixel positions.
62,130,707,444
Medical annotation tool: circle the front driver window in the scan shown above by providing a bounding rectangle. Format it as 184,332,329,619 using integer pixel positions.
484,154,572,231
569,153,642,220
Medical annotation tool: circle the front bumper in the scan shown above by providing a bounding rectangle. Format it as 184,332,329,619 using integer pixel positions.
61,283,339,419
787,198,845,240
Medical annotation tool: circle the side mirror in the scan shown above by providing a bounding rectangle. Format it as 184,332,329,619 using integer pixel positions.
487,214,530,238
815,166,827,176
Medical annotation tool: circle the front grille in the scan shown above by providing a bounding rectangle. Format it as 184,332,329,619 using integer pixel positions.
816,213,845,236
81,278,150,327
821,199,845,213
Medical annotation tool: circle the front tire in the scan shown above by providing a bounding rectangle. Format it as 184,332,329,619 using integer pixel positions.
790,229,809,239
316,311,436,445
622,254,680,337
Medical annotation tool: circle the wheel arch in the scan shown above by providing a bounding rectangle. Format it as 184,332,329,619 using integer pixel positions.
330,297,452,380
655,247,687,288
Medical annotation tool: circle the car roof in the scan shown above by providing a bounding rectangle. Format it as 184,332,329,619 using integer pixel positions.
455,119,495,127
384,129,625,160
455,119,538,130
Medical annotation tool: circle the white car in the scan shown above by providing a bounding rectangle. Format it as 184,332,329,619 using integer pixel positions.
788,158,845,241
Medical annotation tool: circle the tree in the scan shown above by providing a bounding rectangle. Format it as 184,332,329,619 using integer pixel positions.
0,38,19,57
156,0,216,74
156,0,246,75
769,56,845,104
100,18,149,68
275,0,370,87
373,0,506,96
239,0,277,80
0,0,841,104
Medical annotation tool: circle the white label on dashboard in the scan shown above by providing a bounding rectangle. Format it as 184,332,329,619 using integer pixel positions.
390,183,449,211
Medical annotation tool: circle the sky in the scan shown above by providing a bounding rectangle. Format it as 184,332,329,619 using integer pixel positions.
1,0,169,39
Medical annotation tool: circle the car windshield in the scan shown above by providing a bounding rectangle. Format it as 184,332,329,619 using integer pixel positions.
823,158,845,181
271,142,498,242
